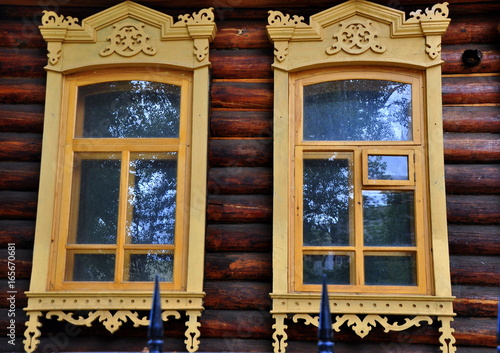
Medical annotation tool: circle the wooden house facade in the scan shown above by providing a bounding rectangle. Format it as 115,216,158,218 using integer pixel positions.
0,0,498,352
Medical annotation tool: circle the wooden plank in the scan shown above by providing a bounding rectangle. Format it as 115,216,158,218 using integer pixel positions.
0,48,47,78
209,139,272,167
0,190,38,219
444,133,500,163
442,76,500,105
453,298,498,318
0,162,40,190
448,224,500,255
0,220,35,248
203,280,272,310
207,194,272,222
450,255,500,286
443,16,500,45
0,279,28,307
0,133,42,162
0,104,44,133
0,78,45,104
205,253,272,280
447,195,500,225
206,223,271,252
0,248,32,279
452,317,497,347
208,167,272,194
445,164,500,194
211,109,273,137
442,44,500,75
211,81,273,110
200,309,273,338
211,49,273,79
442,106,500,133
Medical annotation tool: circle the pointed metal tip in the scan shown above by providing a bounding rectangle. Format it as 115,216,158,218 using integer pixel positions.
318,274,334,353
147,274,164,353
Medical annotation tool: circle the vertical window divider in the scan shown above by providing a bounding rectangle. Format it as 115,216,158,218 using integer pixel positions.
116,150,130,283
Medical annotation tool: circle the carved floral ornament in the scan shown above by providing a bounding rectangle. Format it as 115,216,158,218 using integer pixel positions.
39,6,216,65
266,1,450,62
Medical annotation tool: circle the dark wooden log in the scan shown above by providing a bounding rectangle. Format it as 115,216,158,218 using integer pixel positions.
0,104,44,133
442,44,500,75
448,225,500,256
442,76,500,105
0,78,45,104
205,253,272,281
0,279,28,307
211,80,273,110
0,20,45,49
442,106,500,133
0,133,42,162
0,220,35,248
203,280,272,310
445,164,500,194
0,191,38,219
450,255,500,286
209,139,272,167
208,167,272,195
206,223,271,252
443,17,500,45
0,162,40,191
447,195,500,225
207,194,272,222
452,317,497,347
0,48,47,78
0,248,32,279
212,21,272,49
199,338,273,352
200,309,273,339
211,49,273,79
211,109,273,137
453,285,499,317
444,133,500,163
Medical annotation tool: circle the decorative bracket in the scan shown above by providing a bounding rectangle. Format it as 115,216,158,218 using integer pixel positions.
100,22,157,57
326,19,386,55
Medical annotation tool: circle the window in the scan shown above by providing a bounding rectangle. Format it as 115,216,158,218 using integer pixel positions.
24,3,216,353
293,68,428,294
267,1,455,353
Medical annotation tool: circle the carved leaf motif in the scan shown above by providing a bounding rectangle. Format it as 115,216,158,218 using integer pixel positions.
100,22,157,58
177,8,215,24
326,20,386,55
41,10,80,28
267,11,306,26
407,2,450,23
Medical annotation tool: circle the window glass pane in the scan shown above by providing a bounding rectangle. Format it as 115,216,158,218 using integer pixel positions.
127,153,177,245
364,254,416,285
363,190,415,246
368,155,409,180
125,250,174,282
70,253,115,281
71,155,120,244
303,80,412,141
303,254,351,285
78,81,181,138
303,155,353,246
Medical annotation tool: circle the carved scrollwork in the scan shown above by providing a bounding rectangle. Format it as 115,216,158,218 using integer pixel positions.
177,7,215,24
23,311,43,353
272,314,289,353
326,20,386,55
100,22,157,57
184,310,202,352
267,11,306,26
407,2,450,23
438,317,457,353
41,10,80,28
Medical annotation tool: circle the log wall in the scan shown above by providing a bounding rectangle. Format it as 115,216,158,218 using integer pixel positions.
0,0,498,352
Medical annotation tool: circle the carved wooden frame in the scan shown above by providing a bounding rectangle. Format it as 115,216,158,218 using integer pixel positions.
267,0,454,352
24,2,216,352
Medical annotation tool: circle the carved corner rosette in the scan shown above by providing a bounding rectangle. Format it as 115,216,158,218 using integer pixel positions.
326,19,386,56
99,22,157,58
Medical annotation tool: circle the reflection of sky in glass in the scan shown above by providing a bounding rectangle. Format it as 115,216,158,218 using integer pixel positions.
368,155,409,180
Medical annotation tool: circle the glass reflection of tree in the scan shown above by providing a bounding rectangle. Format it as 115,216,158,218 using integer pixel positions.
303,80,411,141
82,81,181,138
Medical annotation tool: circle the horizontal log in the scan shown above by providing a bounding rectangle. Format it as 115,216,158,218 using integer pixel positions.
447,195,500,225
205,252,272,281
203,281,272,310
211,49,273,79
0,190,38,220
444,133,500,163
0,78,45,104
206,223,271,252
0,249,32,279
208,167,272,195
0,48,46,78
452,284,500,301
0,220,35,248
211,109,272,137
207,194,272,222
443,17,500,45
442,76,500,105
448,224,500,255
0,20,45,49
453,298,498,318
200,309,273,339
0,133,42,162
442,44,500,75
0,104,44,133
445,164,500,194
0,162,40,190
0,279,28,307
442,106,500,133
209,138,272,167
211,81,273,110
198,338,273,352
212,21,272,49
450,255,500,286
452,317,497,347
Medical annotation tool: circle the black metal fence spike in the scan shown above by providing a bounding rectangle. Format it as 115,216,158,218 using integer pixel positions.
497,291,499,353
318,274,334,353
147,275,164,353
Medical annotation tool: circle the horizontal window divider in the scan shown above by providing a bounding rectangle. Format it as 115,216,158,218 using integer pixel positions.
122,244,176,250
65,245,117,250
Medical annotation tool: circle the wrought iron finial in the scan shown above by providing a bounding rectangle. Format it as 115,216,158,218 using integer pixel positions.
147,275,164,353
318,275,334,353
497,292,499,353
